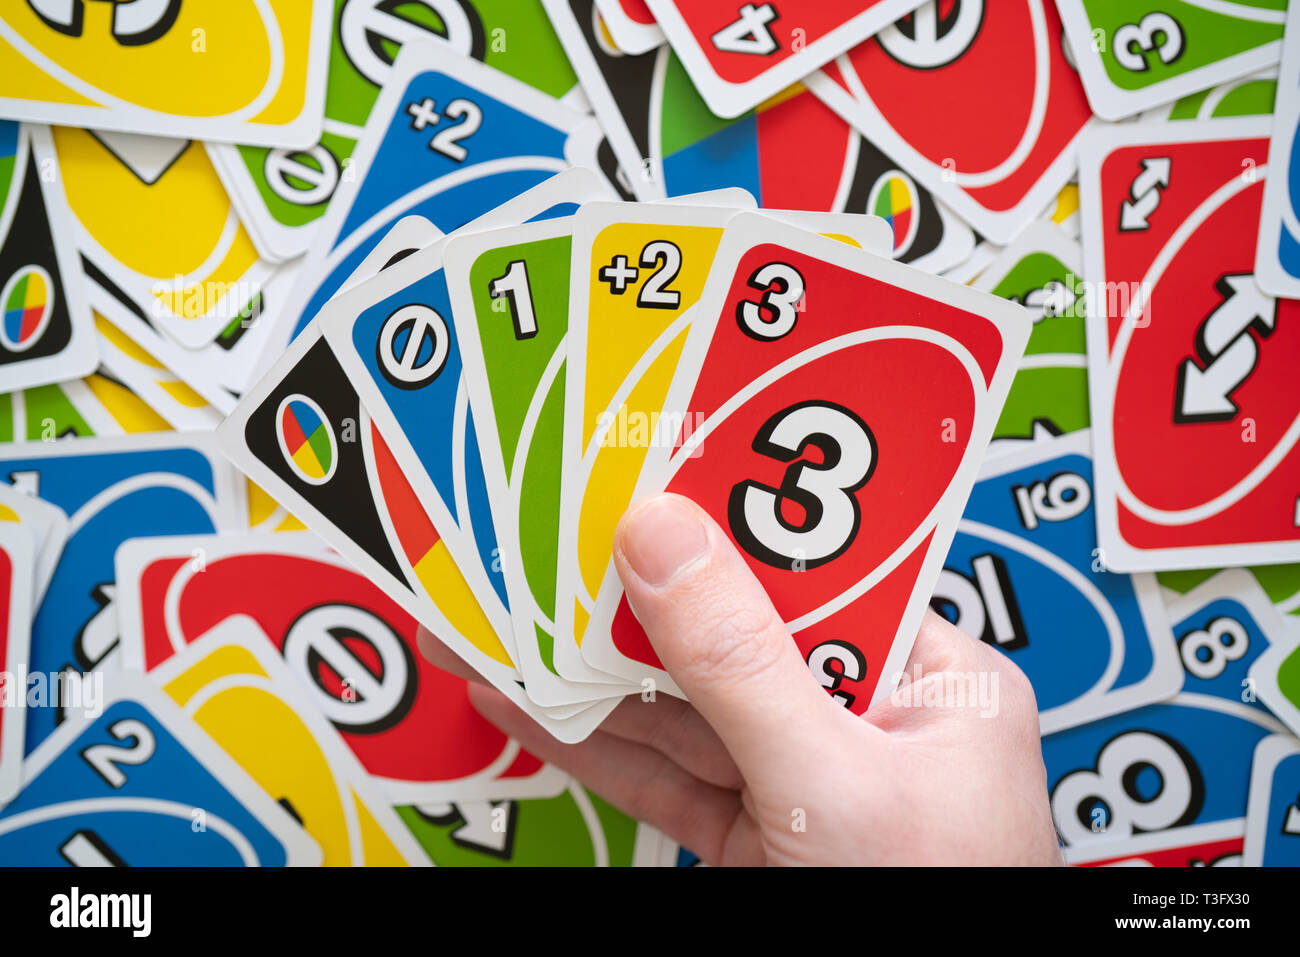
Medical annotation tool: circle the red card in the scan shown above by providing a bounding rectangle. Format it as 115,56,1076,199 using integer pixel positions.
645,0,927,118
1081,118,1300,572
116,535,561,802
810,0,1094,243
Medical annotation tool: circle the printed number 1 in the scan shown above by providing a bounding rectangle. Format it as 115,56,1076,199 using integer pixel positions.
489,260,538,340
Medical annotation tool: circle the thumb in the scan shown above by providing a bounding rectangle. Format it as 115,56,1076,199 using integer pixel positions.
612,493,841,780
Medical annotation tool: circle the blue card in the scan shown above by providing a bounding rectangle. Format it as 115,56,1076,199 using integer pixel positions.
0,434,243,753
1165,568,1293,719
1244,735,1300,866
932,431,1180,733
276,40,589,347
320,170,617,708
1042,568,1290,848
0,672,318,866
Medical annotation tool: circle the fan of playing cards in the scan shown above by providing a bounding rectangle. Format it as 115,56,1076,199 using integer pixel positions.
0,0,1297,868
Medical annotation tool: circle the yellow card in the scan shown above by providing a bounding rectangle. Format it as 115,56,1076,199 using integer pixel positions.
151,615,430,866
0,0,329,147
556,203,742,685
51,127,273,349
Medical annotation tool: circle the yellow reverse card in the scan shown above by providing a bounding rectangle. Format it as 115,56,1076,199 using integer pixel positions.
0,0,330,147
150,615,430,867
50,126,274,350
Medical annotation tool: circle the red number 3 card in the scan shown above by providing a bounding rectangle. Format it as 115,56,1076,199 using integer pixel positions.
585,215,1030,711
645,0,928,119
1080,118,1300,573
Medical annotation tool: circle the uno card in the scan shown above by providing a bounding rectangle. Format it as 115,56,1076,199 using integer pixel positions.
644,0,927,119
1042,580,1290,848
1056,0,1285,121
269,42,589,354
0,433,245,753
1064,819,1245,866
444,217,634,694
149,615,429,865
1080,118,1300,572
0,0,331,147
399,782,668,866
808,0,1097,244
216,295,617,742
1165,568,1294,722
48,126,274,352
974,222,1089,444
594,0,663,54
0,123,96,391
114,532,566,803
586,213,1031,709
1243,734,1300,866
0,671,320,866
209,0,582,262
1142,68,1279,123
932,432,1180,734
0,522,34,805
94,317,221,432
0,478,67,605
0,376,134,440
1257,13,1300,299
1247,619,1300,737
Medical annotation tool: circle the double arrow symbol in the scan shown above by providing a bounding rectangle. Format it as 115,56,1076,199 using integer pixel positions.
1175,274,1277,423
1120,157,1171,232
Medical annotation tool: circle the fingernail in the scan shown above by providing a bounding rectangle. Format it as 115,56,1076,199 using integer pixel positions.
619,495,709,587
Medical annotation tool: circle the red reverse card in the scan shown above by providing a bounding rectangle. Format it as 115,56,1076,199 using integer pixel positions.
1081,118,1300,572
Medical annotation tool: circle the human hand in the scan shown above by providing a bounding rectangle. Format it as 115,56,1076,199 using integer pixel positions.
419,492,1062,866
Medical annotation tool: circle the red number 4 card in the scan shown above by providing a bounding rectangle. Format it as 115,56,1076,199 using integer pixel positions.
645,0,927,119
585,215,1030,711
1081,118,1300,572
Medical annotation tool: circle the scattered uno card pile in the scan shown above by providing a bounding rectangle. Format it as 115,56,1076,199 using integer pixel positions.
0,0,1297,869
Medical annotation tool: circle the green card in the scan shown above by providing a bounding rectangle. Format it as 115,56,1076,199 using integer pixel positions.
209,0,582,261
444,216,632,705
396,785,664,865
1056,0,1286,120
973,221,1088,446
1,379,127,441
1147,70,1279,121
1160,564,1300,618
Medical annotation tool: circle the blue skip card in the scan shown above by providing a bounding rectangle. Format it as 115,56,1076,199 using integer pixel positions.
1043,568,1290,849
0,434,244,753
276,40,590,347
932,431,1179,733
0,673,319,866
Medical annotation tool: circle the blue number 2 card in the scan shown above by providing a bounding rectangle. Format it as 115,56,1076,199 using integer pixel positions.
0,672,319,866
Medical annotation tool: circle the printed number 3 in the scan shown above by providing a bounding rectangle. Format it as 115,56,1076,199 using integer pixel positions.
737,261,805,339
1114,13,1184,73
729,400,876,570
